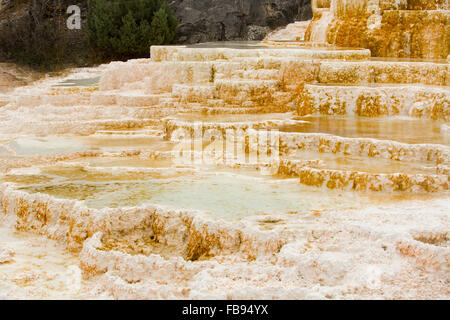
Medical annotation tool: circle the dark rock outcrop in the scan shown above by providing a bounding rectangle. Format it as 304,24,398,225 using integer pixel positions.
1,1,311,45
170,0,312,43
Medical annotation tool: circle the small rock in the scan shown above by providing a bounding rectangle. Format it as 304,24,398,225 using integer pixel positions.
247,25,270,41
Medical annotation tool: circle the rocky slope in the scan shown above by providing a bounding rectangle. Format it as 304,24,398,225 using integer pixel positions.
171,0,312,43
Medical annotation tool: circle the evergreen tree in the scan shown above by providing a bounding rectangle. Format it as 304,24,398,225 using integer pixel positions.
150,1,177,45
87,0,178,60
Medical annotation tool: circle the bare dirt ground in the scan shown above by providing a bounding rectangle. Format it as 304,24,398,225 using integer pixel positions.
0,63,41,93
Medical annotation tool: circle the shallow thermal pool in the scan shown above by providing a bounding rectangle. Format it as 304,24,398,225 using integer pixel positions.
2,135,174,156
5,137,89,156
9,162,442,221
289,150,439,175
281,116,449,145
15,174,372,219
52,76,100,88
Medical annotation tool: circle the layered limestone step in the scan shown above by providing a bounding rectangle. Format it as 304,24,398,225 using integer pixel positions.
276,159,324,176
201,99,269,112
164,121,450,165
380,0,449,10
74,119,162,135
16,93,91,107
0,118,160,136
0,95,10,107
373,10,449,59
90,91,118,105
277,157,448,193
97,53,449,112
90,91,170,107
131,107,178,119
277,132,450,165
0,183,284,258
157,97,181,108
214,79,281,105
15,91,169,117
316,60,450,86
279,58,449,94
215,69,280,81
297,167,448,193
300,84,449,120
330,0,449,17
230,57,292,70
213,58,288,84
321,0,449,59
396,235,450,272
213,59,284,74
164,118,293,140
188,106,266,115
206,99,226,109
99,61,215,91
48,87,99,95
172,85,216,103
116,93,168,107
150,45,371,63
2,106,157,124
94,128,163,137
100,58,286,94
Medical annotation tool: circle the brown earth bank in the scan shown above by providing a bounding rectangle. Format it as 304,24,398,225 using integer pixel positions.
0,63,41,93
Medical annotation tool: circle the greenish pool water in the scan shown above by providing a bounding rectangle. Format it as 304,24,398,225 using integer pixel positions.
17,172,407,220
53,77,100,87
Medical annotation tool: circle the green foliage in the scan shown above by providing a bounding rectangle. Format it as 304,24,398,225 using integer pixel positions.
87,0,178,60
151,2,178,45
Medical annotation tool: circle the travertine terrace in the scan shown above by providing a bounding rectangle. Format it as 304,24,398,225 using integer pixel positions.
0,0,448,299
305,0,449,59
